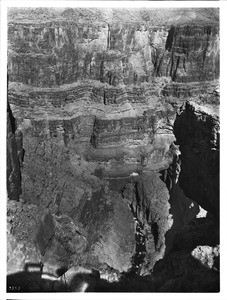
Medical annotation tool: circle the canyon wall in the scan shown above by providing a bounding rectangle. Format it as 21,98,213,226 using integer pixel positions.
7,8,219,291
8,9,219,87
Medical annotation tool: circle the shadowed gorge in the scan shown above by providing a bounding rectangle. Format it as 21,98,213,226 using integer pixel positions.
7,7,219,293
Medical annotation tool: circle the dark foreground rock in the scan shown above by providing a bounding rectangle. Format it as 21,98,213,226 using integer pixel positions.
153,217,219,292
7,101,23,200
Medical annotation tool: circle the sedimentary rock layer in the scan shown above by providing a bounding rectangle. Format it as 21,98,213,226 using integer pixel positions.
8,9,219,87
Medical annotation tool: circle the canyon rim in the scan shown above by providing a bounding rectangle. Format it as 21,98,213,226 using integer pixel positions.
6,6,220,293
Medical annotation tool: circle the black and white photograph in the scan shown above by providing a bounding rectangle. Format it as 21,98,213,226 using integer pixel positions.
1,0,225,297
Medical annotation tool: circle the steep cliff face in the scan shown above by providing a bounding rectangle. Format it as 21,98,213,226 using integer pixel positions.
8,9,219,87
7,8,219,292
174,101,219,218
7,101,23,200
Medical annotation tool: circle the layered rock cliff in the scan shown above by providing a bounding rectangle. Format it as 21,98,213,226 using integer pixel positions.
7,7,219,292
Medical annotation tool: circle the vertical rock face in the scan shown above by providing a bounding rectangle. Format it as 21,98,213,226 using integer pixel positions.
8,16,219,87
7,101,23,200
7,8,219,292
165,25,219,82
7,7,219,91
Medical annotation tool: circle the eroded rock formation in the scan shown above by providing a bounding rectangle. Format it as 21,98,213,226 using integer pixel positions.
174,101,219,218
153,101,219,292
7,7,219,292
122,173,173,274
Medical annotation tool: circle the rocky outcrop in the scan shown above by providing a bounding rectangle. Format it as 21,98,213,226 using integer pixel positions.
75,189,135,272
151,100,220,292
7,187,135,277
122,173,173,274
174,101,219,218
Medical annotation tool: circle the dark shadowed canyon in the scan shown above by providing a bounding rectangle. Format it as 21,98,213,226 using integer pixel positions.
7,7,219,293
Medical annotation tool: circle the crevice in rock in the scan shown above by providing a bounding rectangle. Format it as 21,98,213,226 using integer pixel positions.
151,222,159,248
7,101,16,134
107,23,110,50
165,26,175,51
103,90,106,105
90,117,99,149
130,206,146,274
